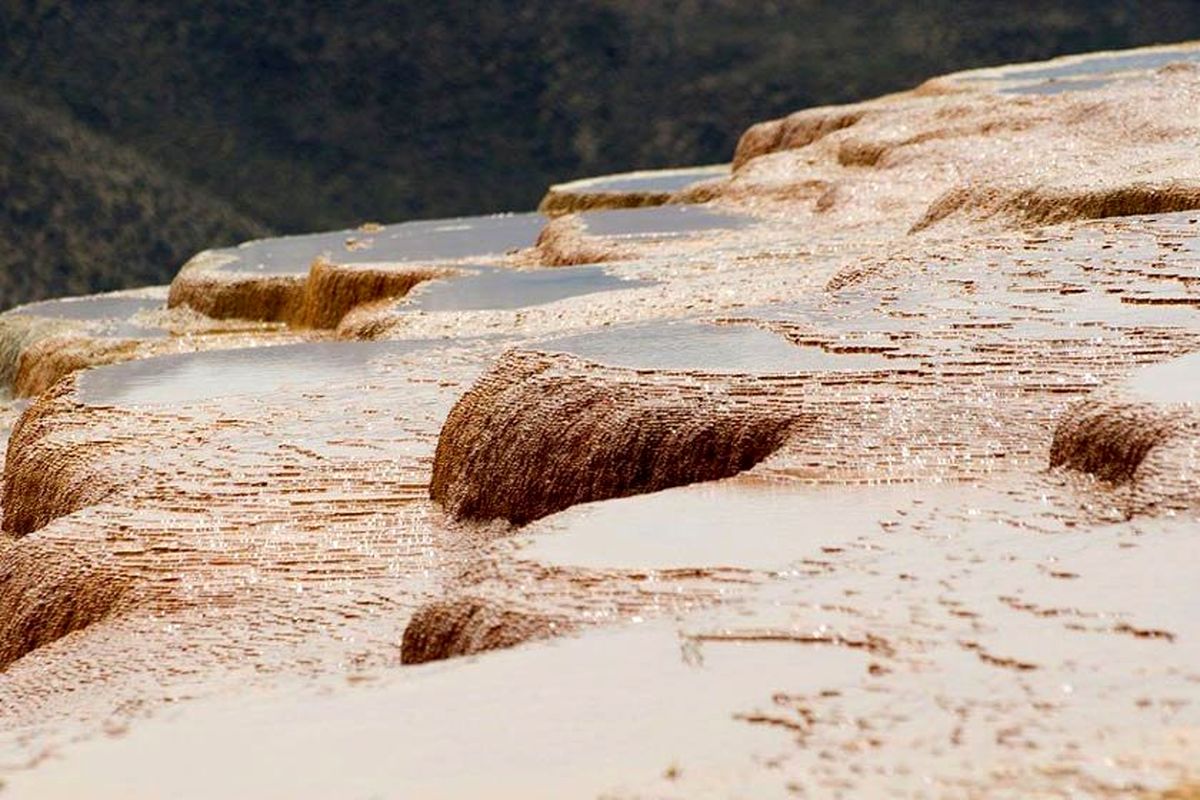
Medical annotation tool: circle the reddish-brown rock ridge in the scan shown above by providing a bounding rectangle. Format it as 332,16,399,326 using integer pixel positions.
3,377,122,535
0,530,133,669
168,251,451,329
722,48,1200,235
0,338,487,709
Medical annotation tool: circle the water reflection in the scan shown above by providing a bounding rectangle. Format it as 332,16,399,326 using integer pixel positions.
215,213,546,275
540,320,916,374
402,265,653,312
78,341,443,406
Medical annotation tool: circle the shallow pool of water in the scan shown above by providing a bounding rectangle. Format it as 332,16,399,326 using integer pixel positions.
1001,78,1111,95
214,213,546,276
561,165,729,195
994,48,1200,82
77,341,442,406
520,481,921,571
8,296,164,321
578,206,752,239
402,266,654,312
1123,351,1200,405
6,295,169,338
539,320,910,374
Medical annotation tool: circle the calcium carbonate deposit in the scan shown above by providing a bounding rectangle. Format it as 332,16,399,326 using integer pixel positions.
3,42,1200,799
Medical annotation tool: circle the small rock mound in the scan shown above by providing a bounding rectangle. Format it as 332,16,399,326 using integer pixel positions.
733,106,867,169
400,597,571,665
1049,399,1185,484
430,349,798,525
526,215,630,267
1050,353,1200,513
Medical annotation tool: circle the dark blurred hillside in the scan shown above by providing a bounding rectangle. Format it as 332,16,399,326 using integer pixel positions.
1,0,1199,307
0,86,267,305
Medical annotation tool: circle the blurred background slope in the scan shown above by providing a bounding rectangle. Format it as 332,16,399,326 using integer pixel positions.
2,0,1199,308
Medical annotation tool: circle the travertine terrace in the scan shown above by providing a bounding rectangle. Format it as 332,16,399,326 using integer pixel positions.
2,42,1200,798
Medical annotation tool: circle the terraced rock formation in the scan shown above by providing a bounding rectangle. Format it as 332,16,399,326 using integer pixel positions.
3,42,1200,798
537,164,729,215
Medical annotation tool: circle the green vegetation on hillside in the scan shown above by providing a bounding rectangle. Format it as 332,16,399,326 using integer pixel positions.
1,0,1198,308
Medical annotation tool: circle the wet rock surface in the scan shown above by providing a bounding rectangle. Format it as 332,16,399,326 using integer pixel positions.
1051,352,1200,515
538,164,729,215
4,42,1200,798
399,264,653,313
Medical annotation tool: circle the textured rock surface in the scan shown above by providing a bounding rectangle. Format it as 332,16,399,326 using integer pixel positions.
1052,352,1200,515
4,42,1200,798
430,346,800,525
167,250,449,328
400,597,572,665
725,43,1200,239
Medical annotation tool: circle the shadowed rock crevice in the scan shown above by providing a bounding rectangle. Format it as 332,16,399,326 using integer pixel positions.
430,350,799,525
400,597,572,665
